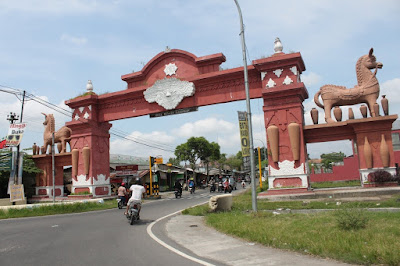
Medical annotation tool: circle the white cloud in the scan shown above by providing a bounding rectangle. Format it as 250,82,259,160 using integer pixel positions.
307,140,353,159
0,93,72,150
110,130,175,160
60,34,88,45
381,78,400,105
172,117,235,138
0,0,116,14
301,72,322,87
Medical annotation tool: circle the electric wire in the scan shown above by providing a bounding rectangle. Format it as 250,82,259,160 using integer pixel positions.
1,86,177,152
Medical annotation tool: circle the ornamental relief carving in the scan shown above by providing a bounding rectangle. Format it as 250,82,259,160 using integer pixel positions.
100,98,146,110
196,76,259,93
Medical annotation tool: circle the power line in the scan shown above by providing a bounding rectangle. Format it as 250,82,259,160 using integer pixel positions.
1,85,177,152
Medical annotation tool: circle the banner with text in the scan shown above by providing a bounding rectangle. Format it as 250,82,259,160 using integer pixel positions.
9,184,25,202
238,111,250,157
6,123,27,147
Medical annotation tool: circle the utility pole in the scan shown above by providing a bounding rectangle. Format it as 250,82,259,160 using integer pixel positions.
234,0,257,212
15,90,26,185
6,112,19,184
52,132,55,203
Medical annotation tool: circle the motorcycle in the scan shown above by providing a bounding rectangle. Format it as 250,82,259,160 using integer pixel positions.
189,186,195,194
117,195,129,209
224,182,232,193
174,188,182,198
241,181,246,189
218,181,223,192
126,203,140,225
209,183,216,193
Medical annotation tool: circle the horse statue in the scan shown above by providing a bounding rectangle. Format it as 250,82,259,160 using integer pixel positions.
42,113,72,154
314,48,383,123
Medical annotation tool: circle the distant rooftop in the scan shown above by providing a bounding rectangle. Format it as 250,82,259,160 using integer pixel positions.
110,154,148,165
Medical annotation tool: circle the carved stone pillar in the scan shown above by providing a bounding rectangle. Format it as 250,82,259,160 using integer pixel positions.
352,117,396,186
65,95,112,196
253,52,310,194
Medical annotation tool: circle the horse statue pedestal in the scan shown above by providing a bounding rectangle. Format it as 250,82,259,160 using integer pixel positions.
303,114,398,188
31,153,71,198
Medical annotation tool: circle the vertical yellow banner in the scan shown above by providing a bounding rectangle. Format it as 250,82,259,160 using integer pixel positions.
238,112,250,157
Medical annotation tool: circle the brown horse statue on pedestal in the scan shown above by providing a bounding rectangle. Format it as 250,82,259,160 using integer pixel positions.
42,113,72,154
314,48,383,123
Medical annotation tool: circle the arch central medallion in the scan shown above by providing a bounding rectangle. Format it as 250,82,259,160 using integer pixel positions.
143,77,195,110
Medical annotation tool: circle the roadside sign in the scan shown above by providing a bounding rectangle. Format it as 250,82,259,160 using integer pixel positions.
115,165,138,175
10,184,25,202
6,123,27,147
155,157,163,164
238,112,250,157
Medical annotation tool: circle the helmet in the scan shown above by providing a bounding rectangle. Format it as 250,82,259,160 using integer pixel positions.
121,182,125,186
135,178,141,184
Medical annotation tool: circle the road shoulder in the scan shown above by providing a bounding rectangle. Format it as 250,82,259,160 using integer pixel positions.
166,214,352,266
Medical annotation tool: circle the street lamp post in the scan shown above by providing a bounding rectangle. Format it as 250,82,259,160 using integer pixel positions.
234,0,257,212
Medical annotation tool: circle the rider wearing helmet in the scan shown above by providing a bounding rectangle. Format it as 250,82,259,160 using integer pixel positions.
125,178,146,218
118,182,127,205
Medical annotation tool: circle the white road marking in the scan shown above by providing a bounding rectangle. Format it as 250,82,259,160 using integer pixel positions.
146,201,214,266
0,245,19,253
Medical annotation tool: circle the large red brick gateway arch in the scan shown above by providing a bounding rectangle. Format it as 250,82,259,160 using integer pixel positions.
63,48,309,195
32,47,396,197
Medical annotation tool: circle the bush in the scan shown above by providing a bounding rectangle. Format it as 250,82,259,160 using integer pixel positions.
335,207,369,231
368,170,395,183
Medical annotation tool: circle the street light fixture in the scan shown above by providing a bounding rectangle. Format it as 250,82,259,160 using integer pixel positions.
6,112,19,124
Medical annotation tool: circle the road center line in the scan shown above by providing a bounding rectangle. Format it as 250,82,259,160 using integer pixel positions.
146,201,214,266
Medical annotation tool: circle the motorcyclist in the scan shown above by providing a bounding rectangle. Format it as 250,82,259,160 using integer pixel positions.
223,178,230,193
174,179,182,195
125,178,146,218
117,183,127,206
209,178,216,192
188,178,195,193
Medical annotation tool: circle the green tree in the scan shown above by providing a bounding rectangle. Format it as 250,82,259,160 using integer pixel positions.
203,141,221,180
321,152,346,169
0,150,41,198
174,137,220,182
167,157,181,166
225,154,243,171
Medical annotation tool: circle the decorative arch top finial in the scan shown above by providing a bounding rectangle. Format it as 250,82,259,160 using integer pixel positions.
274,38,283,53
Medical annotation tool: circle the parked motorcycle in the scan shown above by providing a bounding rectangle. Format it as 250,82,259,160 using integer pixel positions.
117,195,129,209
126,203,140,225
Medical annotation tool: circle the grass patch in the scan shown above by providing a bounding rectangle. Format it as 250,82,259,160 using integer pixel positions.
182,204,210,216
0,199,116,219
69,91,96,100
205,210,400,265
311,180,361,189
183,191,400,265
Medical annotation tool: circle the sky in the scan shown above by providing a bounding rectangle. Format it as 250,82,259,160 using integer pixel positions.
0,0,399,161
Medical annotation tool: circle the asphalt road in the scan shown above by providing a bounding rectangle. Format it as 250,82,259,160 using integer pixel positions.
0,187,243,266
